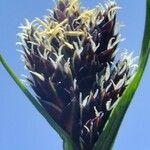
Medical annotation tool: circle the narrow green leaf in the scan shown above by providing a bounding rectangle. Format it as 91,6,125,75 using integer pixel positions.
0,54,76,150
93,0,150,150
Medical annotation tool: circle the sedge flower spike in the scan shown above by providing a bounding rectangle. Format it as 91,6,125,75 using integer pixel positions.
18,0,137,149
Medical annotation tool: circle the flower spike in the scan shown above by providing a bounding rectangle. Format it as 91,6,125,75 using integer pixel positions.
18,0,137,149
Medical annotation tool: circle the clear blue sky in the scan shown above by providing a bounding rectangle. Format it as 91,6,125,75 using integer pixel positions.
0,0,149,150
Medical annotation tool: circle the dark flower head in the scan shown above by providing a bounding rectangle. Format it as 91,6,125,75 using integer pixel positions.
18,0,137,149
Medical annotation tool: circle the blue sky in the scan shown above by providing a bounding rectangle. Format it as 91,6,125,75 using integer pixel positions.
0,0,149,150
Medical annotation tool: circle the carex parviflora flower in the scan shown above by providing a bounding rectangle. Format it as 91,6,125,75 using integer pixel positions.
18,0,137,149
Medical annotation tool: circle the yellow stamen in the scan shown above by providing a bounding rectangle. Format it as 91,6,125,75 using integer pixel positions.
36,18,50,29
37,18,68,38
76,9,95,21
66,0,79,14
64,31,84,36
64,41,74,49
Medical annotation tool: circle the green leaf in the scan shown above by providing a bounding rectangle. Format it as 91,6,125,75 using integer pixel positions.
93,0,150,150
0,54,76,150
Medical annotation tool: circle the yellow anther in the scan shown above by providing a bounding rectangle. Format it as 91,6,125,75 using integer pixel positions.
37,18,68,38
66,0,79,14
64,41,74,49
64,31,84,36
36,18,48,28
59,36,74,49
77,9,95,21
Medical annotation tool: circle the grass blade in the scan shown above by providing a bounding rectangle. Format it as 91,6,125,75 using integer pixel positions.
93,0,150,149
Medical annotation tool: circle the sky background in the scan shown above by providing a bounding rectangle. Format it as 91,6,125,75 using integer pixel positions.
0,0,150,150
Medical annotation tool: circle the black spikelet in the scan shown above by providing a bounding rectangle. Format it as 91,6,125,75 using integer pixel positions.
18,0,136,149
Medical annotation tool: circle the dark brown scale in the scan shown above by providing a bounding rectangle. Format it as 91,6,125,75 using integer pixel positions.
54,9,67,21
57,0,66,12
